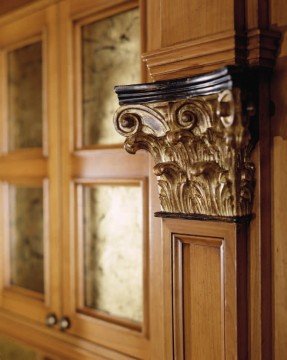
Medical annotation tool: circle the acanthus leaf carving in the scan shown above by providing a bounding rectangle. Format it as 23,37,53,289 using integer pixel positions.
114,87,256,218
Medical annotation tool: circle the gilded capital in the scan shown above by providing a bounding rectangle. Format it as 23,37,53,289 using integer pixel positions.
114,67,257,218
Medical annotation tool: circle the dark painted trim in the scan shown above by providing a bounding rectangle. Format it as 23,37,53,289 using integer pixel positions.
115,66,249,105
154,211,253,224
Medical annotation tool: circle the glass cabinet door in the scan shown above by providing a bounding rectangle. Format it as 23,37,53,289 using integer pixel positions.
61,1,150,358
0,4,61,325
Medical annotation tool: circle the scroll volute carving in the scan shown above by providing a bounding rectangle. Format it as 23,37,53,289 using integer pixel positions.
113,67,257,218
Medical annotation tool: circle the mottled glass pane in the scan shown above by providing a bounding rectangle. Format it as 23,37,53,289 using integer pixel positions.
9,186,44,293
0,336,44,360
8,42,42,150
83,184,143,323
81,9,140,145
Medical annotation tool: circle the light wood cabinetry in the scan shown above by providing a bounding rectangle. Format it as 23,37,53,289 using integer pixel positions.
0,1,61,326
0,0,286,359
59,1,150,357
0,0,151,359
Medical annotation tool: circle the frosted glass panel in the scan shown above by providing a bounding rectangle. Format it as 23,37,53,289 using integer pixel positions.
81,9,140,145
9,186,44,293
8,42,42,150
83,184,143,323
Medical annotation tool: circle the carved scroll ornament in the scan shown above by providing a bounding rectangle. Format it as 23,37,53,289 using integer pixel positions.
114,67,257,218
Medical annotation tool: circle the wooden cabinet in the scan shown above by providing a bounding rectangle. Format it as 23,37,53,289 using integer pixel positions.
0,0,151,359
0,2,61,325
0,0,286,359
59,1,149,357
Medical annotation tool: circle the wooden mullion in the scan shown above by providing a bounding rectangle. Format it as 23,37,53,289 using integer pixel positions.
72,150,149,179
0,158,48,180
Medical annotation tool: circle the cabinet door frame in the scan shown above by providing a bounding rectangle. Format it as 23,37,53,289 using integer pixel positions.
60,0,151,358
0,4,61,324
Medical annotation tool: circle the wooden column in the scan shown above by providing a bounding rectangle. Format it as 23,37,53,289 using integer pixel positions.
142,0,282,357
114,67,259,358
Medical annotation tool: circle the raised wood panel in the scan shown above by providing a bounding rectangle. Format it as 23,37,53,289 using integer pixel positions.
173,235,223,359
163,219,248,360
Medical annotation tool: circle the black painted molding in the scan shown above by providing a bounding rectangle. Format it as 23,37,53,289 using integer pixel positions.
114,66,257,105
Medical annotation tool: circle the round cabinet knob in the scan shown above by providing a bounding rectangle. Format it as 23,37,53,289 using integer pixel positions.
45,313,58,327
59,316,71,331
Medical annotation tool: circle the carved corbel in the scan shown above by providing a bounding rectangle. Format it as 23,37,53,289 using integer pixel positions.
114,67,258,219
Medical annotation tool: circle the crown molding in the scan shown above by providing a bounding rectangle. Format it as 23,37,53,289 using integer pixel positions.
142,30,281,81
247,29,281,68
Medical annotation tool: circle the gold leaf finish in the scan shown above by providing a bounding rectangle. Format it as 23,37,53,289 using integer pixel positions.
114,89,255,217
